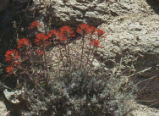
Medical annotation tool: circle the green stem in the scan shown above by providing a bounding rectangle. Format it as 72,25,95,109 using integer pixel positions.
89,47,97,66
80,35,85,68
67,44,72,72
58,45,64,77
58,45,66,75
42,42,49,85
64,44,69,70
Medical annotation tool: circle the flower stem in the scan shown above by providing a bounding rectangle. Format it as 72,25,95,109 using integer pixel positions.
80,35,85,68
42,42,49,85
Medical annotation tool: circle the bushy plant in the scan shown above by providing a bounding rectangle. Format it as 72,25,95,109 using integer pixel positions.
3,21,136,116
4,21,116,115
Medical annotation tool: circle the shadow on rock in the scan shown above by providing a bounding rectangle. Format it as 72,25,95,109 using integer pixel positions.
146,0,159,14
0,0,33,62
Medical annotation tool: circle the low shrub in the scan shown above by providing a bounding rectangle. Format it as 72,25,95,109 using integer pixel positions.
4,21,136,116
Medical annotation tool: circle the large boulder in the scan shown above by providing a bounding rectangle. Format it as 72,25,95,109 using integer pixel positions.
32,0,141,26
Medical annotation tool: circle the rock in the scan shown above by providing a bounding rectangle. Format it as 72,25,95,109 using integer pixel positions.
37,0,108,26
32,0,142,26
129,111,159,116
0,101,9,116
126,100,159,116
92,59,100,69
3,89,24,104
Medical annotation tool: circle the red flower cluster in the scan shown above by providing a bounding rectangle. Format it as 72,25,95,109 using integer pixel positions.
76,24,90,35
89,26,96,34
17,38,31,48
48,29,58,38
5,21,106,74
5,49,19,74
35,33,48,45
58,32,67,42
90,39,102,48
5,49,19,62
5,38,31,73
29,21,42,29
76,23,105,47
95,28,105,37
6,66,14,74
58,26,75,42
76,23,105,38
60,26,75,38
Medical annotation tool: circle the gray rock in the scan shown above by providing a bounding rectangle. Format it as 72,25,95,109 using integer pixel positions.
0,101,8,116
92,59,100,69
30,0,143,26
129,111,159,116
3,89,24,104
32,0,107,26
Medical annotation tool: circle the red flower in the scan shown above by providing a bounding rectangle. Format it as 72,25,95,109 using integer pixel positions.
90,39,102,48
36,33,48,40
35,33,48,45
58,32,67,42
89,26,96,34
5,49,19,62
17,38,31,49
48,29,58,38
59,26,75,38
95,28,105,37
76,23,91,35
6,66,14,74
29,21,42,29
36,49,44,56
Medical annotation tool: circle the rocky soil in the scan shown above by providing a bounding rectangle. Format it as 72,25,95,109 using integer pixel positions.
0,0,159,115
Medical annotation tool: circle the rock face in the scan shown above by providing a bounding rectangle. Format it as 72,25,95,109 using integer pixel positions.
32,0,141,26
33,0,108,26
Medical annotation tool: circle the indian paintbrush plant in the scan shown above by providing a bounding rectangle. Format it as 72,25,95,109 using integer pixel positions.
5,21,105,85
3,21,135,116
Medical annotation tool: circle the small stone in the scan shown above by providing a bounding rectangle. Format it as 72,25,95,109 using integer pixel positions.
3,89,24,104
92,59,100,68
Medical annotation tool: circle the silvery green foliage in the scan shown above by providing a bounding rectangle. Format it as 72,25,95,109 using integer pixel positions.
9,67,136,116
